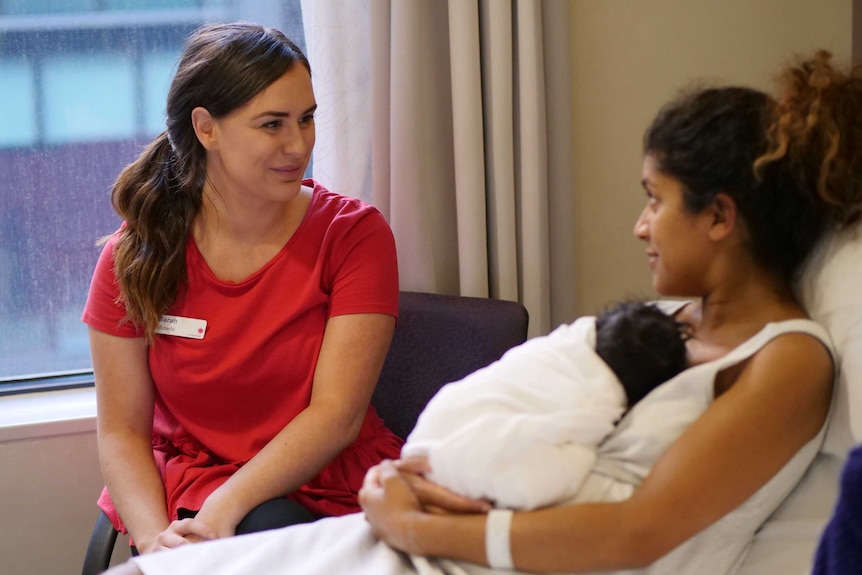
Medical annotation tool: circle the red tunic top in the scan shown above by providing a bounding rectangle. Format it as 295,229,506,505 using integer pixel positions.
82,180,403,532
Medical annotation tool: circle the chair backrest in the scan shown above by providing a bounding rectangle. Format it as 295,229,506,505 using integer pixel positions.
370,291,529,439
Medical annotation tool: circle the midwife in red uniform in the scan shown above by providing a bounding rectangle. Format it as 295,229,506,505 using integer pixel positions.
82,21,402,554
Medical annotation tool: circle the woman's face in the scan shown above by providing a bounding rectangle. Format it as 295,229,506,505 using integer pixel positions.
202,64,316,206
633,155,716,296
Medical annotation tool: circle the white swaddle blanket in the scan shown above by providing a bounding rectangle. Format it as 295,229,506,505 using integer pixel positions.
401,317,627,510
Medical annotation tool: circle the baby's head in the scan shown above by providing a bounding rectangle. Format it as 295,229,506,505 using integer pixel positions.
594,300,690,407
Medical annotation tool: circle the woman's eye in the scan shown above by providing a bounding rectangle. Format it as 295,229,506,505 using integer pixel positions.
262,120,281,129
299,114,315,126
645,191,658,206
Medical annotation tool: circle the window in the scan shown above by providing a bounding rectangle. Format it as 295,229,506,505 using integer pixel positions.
0,0,305,391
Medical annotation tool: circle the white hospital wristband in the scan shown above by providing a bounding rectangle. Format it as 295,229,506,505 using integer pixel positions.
485,508,515,570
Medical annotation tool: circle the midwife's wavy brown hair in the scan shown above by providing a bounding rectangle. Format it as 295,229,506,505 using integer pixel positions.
107,22,310,341
645,50,862,285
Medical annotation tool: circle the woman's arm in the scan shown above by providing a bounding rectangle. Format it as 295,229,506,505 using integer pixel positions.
91,328,215,553
194,312,396,536
361,332,834,572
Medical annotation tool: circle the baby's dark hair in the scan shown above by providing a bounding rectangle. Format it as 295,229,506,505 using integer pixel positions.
594,300,689,406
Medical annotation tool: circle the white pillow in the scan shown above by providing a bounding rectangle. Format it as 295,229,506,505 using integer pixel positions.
797,224,862,458
736,227,862,575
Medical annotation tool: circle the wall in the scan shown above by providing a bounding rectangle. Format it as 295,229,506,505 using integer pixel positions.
569,0,852,316
0,390,130,575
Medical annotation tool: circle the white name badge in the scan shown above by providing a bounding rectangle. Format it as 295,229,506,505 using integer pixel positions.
155,315,207,339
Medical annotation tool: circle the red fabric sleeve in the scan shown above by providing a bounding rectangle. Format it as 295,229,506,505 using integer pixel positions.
80,232,143,338
324,203,399,320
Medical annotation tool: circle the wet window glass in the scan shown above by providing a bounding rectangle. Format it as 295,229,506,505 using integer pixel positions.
0,0,305,386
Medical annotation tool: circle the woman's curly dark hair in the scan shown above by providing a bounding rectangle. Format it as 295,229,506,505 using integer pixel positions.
644,51,862,285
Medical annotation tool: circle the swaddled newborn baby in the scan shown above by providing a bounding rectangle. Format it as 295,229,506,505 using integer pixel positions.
401,300,689,510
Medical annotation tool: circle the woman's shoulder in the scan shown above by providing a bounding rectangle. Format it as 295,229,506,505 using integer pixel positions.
300,180,392,245
702,317,835,407
743,320,836,383
756,318,833,350
725,312,834,374
304,179,382,218
697,318,834,389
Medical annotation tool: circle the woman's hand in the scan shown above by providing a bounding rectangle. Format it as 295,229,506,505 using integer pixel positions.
193,489,245,540
395,456,492,515
137,518,217,553
359,459,492,554
359,460,425,553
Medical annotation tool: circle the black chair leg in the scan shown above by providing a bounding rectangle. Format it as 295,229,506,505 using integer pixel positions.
81,510,119,575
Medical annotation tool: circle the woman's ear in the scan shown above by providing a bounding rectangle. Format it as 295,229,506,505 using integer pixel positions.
707,193,738,240
191,107,217,150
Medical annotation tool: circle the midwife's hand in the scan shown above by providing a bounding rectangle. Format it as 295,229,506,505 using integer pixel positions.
139,518,217,553
396,456,492,515
194,492,241,540
359,459,425,553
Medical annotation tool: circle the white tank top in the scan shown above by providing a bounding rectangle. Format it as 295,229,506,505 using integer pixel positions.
436,306,835,575
596,309,834,575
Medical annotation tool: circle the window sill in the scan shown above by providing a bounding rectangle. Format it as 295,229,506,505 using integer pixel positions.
0,387,97,442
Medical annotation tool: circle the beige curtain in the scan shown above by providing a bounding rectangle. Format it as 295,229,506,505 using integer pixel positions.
301,0,575,336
